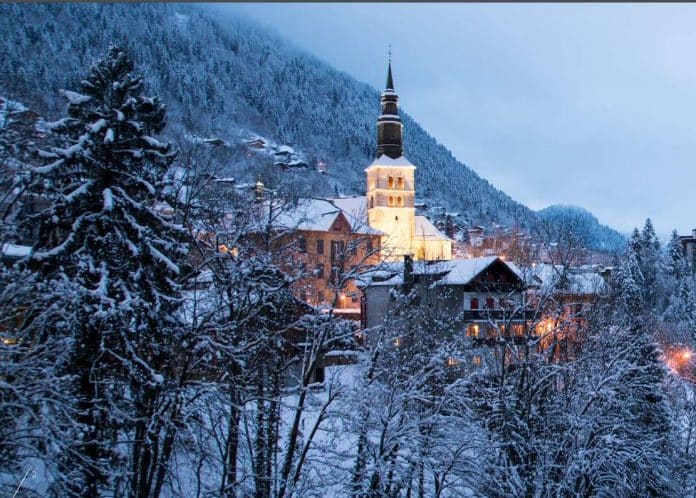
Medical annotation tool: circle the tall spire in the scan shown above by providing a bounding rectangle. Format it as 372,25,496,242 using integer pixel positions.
386,62,394,91
386,44,394,90
376,53,403,159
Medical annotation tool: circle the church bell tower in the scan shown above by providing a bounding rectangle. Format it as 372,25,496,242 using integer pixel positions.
365,59,417,261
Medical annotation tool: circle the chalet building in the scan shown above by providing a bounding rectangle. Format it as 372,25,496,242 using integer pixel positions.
362,255,533,342
361,258,610,372
529,264,608,361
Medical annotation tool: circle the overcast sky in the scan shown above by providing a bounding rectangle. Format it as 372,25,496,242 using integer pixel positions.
221,3,696,236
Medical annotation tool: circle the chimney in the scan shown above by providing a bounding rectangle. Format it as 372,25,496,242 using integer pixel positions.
692,228,696,239
403,253,414,294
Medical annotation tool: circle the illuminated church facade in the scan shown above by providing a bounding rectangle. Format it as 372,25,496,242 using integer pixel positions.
365,62,452,262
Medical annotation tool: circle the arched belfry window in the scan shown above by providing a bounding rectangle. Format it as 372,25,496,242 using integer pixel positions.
388,176,394,189
397,177,404,189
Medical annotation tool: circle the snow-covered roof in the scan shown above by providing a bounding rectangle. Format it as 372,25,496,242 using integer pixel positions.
414,216,450,241
365,256,524,288
270,197,382,235
365,154,416,170
331,195,368,221
531,264,607,295
1,243,31,259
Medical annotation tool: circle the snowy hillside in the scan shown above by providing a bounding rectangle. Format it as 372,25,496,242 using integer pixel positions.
0,2,623,250
0,4,529,221
537,204,626,253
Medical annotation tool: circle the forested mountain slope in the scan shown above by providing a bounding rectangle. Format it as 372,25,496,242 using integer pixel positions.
0,2,624,250
538,205,627,253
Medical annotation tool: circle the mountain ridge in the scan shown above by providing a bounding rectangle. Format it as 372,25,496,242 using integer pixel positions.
0,2,624,253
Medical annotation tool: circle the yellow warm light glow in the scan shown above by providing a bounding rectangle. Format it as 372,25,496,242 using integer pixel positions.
682,350,693,361
394,337,402,347
447,356,459,366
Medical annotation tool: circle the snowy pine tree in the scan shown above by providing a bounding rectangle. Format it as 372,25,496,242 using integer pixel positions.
1,45,187,496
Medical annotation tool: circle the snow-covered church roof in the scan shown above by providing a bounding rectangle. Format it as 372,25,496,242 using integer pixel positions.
414,216,449,241
364,154,416,170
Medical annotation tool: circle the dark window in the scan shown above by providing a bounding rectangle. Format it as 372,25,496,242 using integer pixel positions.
470,298,479,310
316,264,325,278
316,239,324,255
350,241,357,255
397,177,404,189
331,241,344,263
486,297,495,309
298,236,307,253
331,267,341,285
388,176,394,189
367,238,374,254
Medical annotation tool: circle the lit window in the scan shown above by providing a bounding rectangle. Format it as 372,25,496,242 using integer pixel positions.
513,324,524,337
397,177,404,189
472,355,482,367
388,176,394,189
397,196,403,207
388,196,394,207
394,337,402,347
447,356,459,367
466,324,479,337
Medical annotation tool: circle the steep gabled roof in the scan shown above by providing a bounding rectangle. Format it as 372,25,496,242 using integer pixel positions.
364,256,525,288
270,197,382,235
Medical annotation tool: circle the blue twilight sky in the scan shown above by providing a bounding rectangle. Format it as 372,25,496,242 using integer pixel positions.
219,3,696,236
